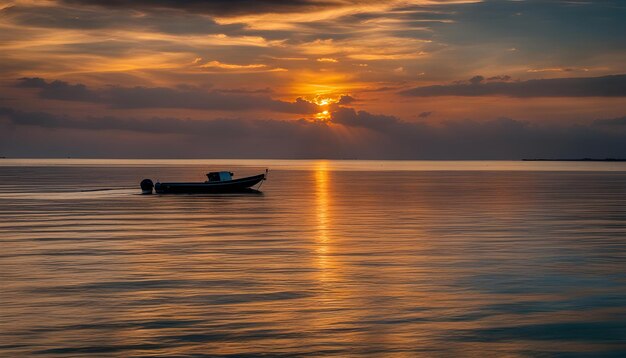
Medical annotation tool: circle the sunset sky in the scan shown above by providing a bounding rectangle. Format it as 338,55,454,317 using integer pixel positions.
1,0,625,158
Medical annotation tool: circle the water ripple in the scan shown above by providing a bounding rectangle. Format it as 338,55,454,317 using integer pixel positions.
1,161,626,356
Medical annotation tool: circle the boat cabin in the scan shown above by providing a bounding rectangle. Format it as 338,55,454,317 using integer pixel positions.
206,171,233,182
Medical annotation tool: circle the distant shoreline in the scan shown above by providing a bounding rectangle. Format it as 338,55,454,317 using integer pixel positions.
522,158,626,162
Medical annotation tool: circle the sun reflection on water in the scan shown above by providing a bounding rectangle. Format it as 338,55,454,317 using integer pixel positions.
313,160,337,288
315,161,330,253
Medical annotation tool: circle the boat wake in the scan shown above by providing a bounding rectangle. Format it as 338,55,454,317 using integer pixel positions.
0,188,137,200
80,187,136,192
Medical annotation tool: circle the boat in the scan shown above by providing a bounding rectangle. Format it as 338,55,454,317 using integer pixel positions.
140,170,267,194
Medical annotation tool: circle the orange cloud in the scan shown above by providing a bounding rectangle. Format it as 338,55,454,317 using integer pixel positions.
200,61,267,70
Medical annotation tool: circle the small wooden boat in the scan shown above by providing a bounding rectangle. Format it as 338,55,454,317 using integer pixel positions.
140,170,267,194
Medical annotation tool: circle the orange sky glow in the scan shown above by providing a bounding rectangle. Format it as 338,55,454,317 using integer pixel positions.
0,0,625,158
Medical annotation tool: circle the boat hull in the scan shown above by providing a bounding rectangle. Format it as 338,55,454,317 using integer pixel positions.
154,174,265,194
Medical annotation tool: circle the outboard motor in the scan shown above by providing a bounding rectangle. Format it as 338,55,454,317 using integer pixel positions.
140,179,154,194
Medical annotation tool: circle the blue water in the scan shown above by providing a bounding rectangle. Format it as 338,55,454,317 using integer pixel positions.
1,160,626,356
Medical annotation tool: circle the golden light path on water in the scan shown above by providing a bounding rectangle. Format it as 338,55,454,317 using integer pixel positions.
314,161,333,287
1,160,626,356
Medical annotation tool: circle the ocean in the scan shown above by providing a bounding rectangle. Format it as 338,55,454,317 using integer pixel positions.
1,159,626,356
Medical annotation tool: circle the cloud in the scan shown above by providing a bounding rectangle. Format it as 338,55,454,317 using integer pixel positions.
0,4,248,35
58,0,348,17
486,75,511,82
197,60,286,72
0,106,262,134
17,77,100,102
400,74,626,98
331,107,401,131
527,68,589,73
2,106,626,159
418,111,432,118
336,95,356,105
469,75,484,85
216,88,273,94
1,1,626,160
200,61,267,70
327,109,626,159
16,78,318,114
0,106,343,158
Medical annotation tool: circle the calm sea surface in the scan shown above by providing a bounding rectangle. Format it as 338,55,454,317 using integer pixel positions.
1,160,626,356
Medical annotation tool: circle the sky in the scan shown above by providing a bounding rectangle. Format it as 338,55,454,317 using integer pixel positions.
0,0,625,159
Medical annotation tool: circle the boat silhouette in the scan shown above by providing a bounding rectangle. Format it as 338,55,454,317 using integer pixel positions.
141,170,267,194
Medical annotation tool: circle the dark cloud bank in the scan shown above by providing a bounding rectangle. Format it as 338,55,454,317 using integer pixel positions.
401,74,626,97
2,107,625,159
17,78,318,113
59,0,346,16
0,3,248,37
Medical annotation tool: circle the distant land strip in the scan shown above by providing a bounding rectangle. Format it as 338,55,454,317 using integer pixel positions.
522,158,626,161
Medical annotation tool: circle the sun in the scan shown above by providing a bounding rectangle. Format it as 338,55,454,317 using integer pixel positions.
312,96,339,121
313,97,335,106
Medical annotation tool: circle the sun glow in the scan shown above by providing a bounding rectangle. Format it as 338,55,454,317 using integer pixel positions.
312,95,340,121
315,110,331,121
313,96,338,106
